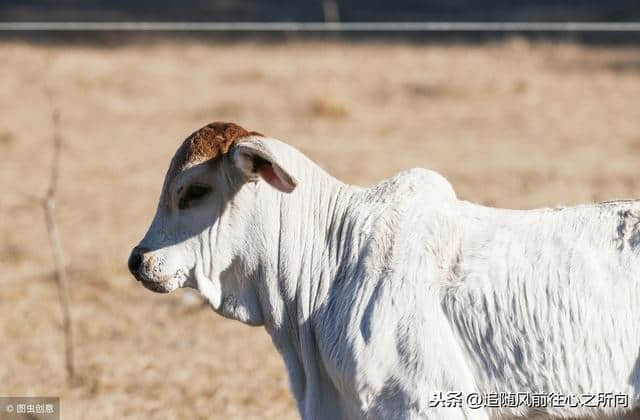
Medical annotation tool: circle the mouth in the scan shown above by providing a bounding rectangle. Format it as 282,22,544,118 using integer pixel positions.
132,268,182,294
139,279,171,294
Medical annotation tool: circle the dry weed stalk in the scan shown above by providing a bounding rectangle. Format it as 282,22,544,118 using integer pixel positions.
43,102,75,383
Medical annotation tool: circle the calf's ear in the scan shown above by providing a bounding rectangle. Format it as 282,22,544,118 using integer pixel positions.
232,139,298,193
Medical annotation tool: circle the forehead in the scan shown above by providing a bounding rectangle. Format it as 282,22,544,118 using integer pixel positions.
167,122,262,184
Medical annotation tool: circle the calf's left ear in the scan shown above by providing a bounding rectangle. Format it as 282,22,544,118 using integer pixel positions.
232,139,298,193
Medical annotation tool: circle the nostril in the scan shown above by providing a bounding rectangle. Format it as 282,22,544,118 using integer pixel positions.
128,248,143,275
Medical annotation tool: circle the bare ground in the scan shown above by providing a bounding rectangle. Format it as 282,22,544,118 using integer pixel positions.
1,39,640,419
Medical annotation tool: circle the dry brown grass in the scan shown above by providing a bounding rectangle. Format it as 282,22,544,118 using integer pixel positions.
1,39,639,419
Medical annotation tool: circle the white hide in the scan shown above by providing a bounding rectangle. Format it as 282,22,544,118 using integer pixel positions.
133,136,640,420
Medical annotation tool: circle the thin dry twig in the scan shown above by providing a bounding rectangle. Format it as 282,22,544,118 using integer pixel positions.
43,97,75,383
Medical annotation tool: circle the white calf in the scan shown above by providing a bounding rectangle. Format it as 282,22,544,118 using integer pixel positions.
129,122,640,420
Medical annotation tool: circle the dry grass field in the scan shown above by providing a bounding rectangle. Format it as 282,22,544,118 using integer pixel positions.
1,38,640,419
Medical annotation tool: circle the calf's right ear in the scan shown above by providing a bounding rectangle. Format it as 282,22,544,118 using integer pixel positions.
232,139,297,193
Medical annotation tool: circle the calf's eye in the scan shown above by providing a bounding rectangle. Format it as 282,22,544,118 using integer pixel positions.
178,184,212,210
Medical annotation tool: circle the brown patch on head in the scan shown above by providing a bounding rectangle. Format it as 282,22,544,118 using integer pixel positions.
182,122,262,166
168,122,262,177
162,122,263,203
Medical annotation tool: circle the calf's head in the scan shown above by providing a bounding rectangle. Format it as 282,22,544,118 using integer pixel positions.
128,122,297,324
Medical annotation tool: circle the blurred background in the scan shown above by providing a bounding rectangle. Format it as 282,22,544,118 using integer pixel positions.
1,0,640,24
1,2,640,419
